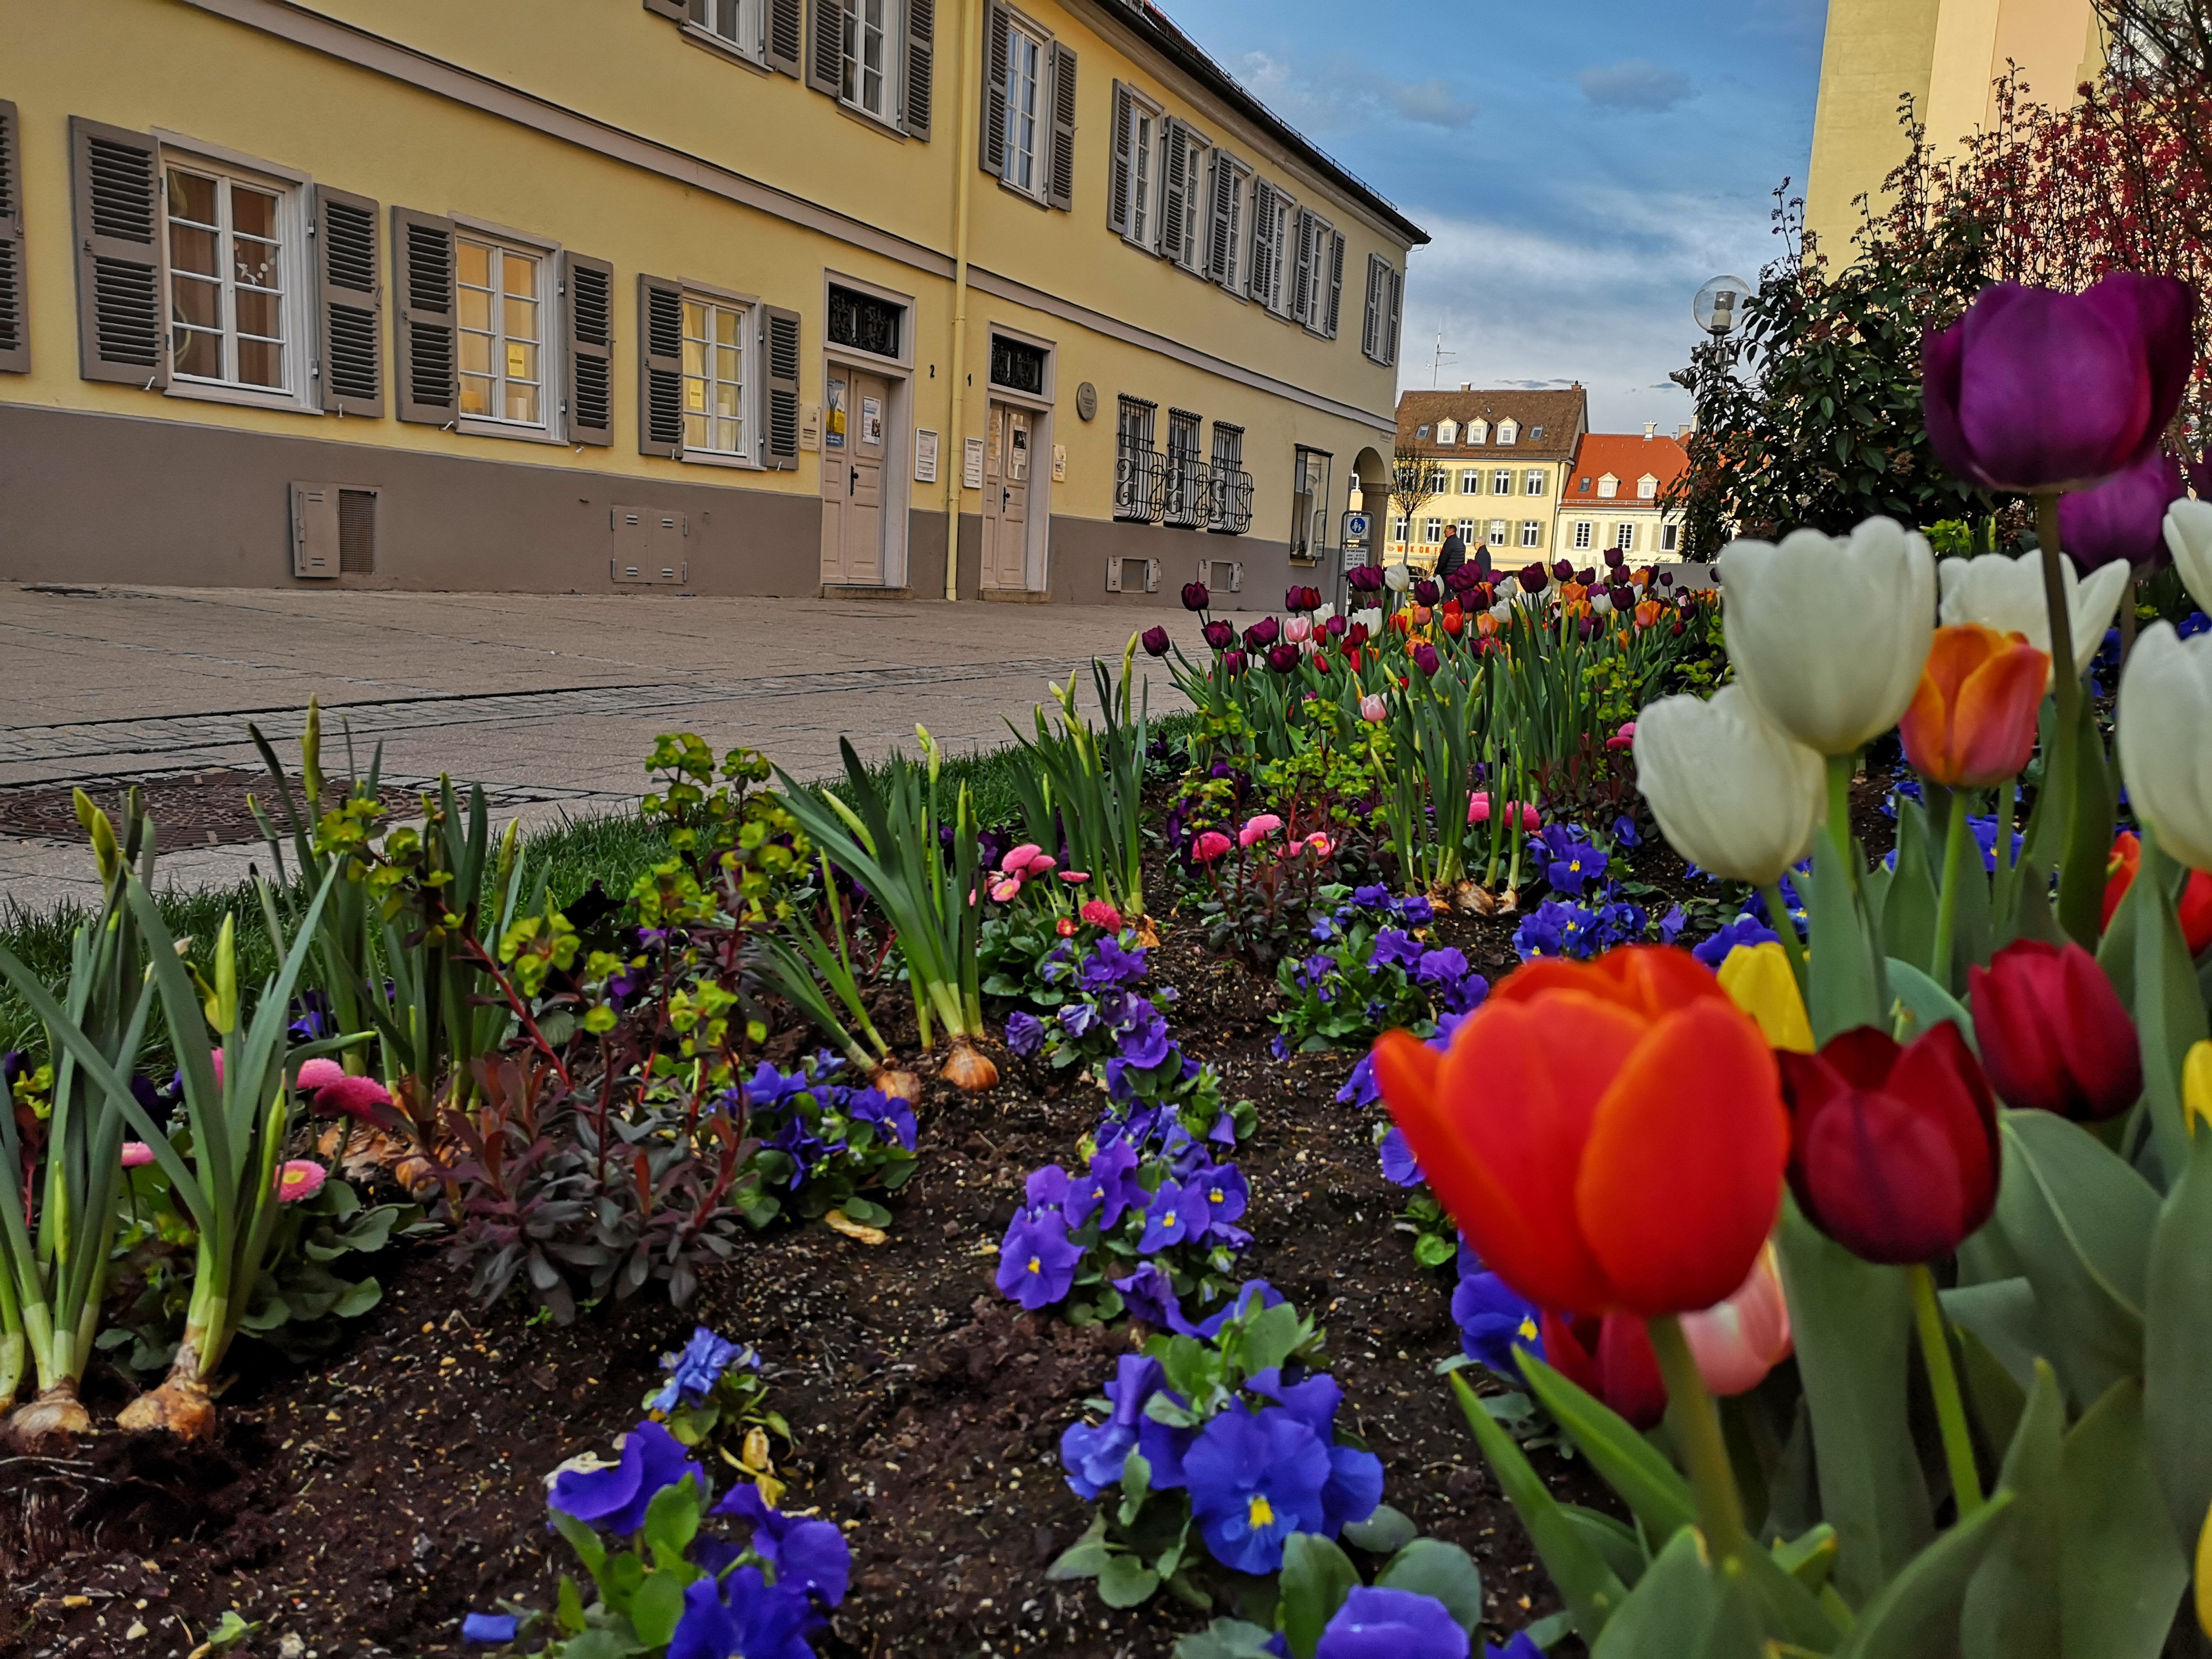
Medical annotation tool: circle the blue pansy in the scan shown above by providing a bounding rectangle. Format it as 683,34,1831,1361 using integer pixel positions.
1137,1179,1206,1251
996,1207,1081,1309
1183,1405,1332,1573
549,1420,707,1535
665,1567,814,1659
1484,1636,1545,1659
1119,1016,1175,1070
1316,1586,1471,1659
845,1087,915,1150
1025,1163,1071,1210
1370,928,1424,972
1538,825,1607,896
1081,936,1150,991
1246,1369,1383,1535
1691,912,1780,969
1352,883,1392,907
1337,1053,1380,1108
461,1613,518,1646
1611,814,1641,849
1398,896,1437,927
1414,945,1468,987
1060,1353,1167,1498
1378,1127,1422,1187
1658,903,1687,944
1059,1000,1099,1039
1452,1249,1543,1376
714,1482,852,1606
1064,1138,1147,1230
650,1327,757,1413
1189,1162,1249,1225
1005,1010,1044,1058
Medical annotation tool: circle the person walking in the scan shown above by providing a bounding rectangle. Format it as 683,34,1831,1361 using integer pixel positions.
1436,526,1466,581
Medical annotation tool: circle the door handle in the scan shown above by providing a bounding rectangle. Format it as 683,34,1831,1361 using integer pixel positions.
851,466,859,492
1002,487,1011,509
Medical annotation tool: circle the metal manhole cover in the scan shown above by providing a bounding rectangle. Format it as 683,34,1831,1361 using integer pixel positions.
0,770,414,849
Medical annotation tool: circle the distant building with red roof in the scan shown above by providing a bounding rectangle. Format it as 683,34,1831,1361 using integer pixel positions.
1556,427,1690,564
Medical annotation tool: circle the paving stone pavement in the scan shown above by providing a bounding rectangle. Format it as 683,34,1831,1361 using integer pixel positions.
2,584,1212,912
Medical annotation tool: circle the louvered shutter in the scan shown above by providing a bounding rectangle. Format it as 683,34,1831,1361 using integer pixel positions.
313,185,381,416
1323,231,1346,339
767,0,804,74
1361,254,1383,359
565,251,614,446
1047,42,1077,211
391,208,456,423
1384,266,1404,365
1289,208,1316,324
642,0,686,18
763,304,801,470
806,0,843,97
1159,121,1187,267
1248,181,1277,310
980,0,1009,176
903,0,934,138
638,273,683,459
1207,155,1236,288
0,100,26,375
1106,81,1132,236
69,117,164,386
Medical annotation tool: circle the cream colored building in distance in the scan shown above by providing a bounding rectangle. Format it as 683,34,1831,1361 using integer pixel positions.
1554,427,1688,566
1805,0,2104,257
1386,387,1589,572
0,0,1424,602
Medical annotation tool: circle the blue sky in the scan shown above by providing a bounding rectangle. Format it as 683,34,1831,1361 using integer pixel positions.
1162,0,1830,433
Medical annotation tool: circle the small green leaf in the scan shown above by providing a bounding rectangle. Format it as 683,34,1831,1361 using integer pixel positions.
557,1573,588,1634
333,1275,383,1318
1097,1551,1161,1608
629,1568,689,1649
1376,1538,1484,1634
1831,1489,2017,1659
1172,1618,1283,1659
1340,1503,1419,1556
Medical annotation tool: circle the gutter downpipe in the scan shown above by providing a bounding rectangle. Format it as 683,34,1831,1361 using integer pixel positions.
944,0,980,602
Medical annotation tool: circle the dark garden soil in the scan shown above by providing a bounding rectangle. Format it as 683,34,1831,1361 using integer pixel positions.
0,782,1906,1659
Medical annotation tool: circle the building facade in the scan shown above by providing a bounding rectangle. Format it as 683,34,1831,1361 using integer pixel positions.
1554,428,1687,565
0,0,1423,603
1386,387,1588,572
1804,0,2102,257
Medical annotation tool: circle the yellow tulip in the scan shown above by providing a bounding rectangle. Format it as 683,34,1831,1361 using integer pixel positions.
2186,1040,2212,1138
1717,941,1814,1053
2199,1498,2212,1637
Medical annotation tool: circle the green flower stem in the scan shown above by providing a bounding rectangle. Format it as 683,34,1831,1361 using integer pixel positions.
2035,493,2080,739
1930,788,1972,989
1647,1312,1750,1568
1996,779,2015,880
1908,1262,1984,1519
1760,880,1809,993
1826,753,1856,860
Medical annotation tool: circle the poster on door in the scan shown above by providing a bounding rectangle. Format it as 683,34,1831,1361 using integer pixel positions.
825,379,847,449
860,396,883,448
1008,415,1030,481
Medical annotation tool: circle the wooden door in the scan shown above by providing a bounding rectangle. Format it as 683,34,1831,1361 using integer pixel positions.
982,402,1032,588
820,368,888,585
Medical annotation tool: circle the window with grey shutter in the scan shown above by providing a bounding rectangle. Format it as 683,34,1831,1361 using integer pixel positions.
1206,152,1241,290
1106,81,1132,237
1384,265,1404,365
565,251,614,446
391,207,455,422
980,0,1009,175
1159,119,1188,268
1322,230,1345,339
1289,207,1317,325
314,185,382,416
69,117,164,386
0,100,26,375
763,304,801,469
1247,180,1278,311
903,0,934,138
806,0,842,96
638,273,683,458
1361,254,1384,360
767,0,803,74
1046,42,1077,211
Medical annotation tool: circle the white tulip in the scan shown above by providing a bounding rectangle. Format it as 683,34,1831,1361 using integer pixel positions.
1352,607,1384,634
1633,685,1829,885
1717,517,1935,756
1937,548,2129,684
1591,592,1614,616
2164,498,2212,617
1383,562,1411,593
1489,600,1513,624
2117,622,2212,872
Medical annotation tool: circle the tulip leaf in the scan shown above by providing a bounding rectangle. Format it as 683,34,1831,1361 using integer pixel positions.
2058,1376,2192,1659
2126,831,2205,1189
1775,1201,1933,1605
1953,1319,2028,1459
1518,1354,1696,1539
1450,1372,1629,1640
1883,797,1940,974
1587,1527,1764,1659
1562,1504,1649,1589
1885,958,1977,1054
1807,826,1887,1044
1278,1533,1359,1659
1991,1111,2156,1406
2056,689,2117,952
1375,1538,1485,1635
1939,1278,2044,1399
1828,1489,2015,1659
1963,1360,2063,1659
2144,1112,2212,1565
1772,1522,1839,1593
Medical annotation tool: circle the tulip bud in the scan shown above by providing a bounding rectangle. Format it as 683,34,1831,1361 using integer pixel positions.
1899,623,2049,787
1633,686,1827,885
1360,693,1387,723
1716,941,1813,1053
1202,619,1236,650
1781,1023,1999,1265
1939,549,2129,686
1139,625,1171,658
2117,623,2212,871
1383,563,1411,592
1968,940,2142,1121
1411,642,1441,677
1551,559,1573,582
1181,581,1210,612
1540,1310,1666,1429
1325,613,1348,638
2059,448,2187,570
2166,498,2212,615
1221,648,1247,675
1346,622,1370,648
1413,578,1440,606
1590,592,1613,616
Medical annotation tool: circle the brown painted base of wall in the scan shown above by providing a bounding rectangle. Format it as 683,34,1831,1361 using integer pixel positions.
0,404,1313,608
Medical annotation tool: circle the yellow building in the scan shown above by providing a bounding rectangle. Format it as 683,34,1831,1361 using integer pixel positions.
0,0,1423,602
1387,388,1588,572
1804,0,2104,257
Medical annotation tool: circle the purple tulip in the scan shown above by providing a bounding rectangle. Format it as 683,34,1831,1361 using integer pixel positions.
1222,648,1248,675
1517,564,1549,593
1923,274,2195,493
1608,582,1636,609
1323,613,1348,638
1202,618,1236,650
1245,616,1281,648
1267,643,1302,674
2057,447,2186,568
1140,624,1172,657
1551,559,1574,581
1446,564,1482,594
1412,578,1440,605
1182,581,1211,612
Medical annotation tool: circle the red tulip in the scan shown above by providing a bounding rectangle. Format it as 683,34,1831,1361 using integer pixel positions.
1780,1024,1998,1265
2102,830,2212,952
1898,623,2048,788
1540,1310,1666,1429
1373,946,1788,1316
1968,939,2142,1121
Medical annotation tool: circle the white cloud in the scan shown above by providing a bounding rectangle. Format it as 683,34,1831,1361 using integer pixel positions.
1577,59,1695,112
1233,49,1478,134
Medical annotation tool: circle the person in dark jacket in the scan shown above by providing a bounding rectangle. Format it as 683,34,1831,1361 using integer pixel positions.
1436,528,1467,580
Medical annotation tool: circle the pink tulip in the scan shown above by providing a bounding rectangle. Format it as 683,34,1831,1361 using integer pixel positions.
1192,831,1233,863
121,1141,156,1169
1606,721,1637,752
1080,899,1125,933
210,1049,224,1085
275,1160,328,1204
1001,843,1043,875
988,874,1023,902
1680,1243,1794,1395
1238,815,1284,849
1359,693,1388,723
1284,617,1314,645
1058,870,1091,884
297,1057,347,1093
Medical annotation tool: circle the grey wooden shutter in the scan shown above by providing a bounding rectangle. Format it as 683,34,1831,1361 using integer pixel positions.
69,117,164,386
763,303,801,469
1361,254,1383,359
1106,81,1132,235
565,251,614,446
767,0,804,75
638,273,683,458
980,0,1009,176
1159,121,1187,267
642,0,686,18
1248,180,1278,309
1206,155,1236,287
1289,208,1316,324
391,207,455,423
806,0,843,97
1384,265,1403,365
1323,230,1345,339
0,100,26,375
313,185,382,417
903,0,934,138
1046,42,1077,211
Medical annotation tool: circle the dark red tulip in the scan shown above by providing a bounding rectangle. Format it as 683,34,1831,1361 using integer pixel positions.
1517,565,1549,594
1346,622,1370,648
1968,940,2143,1122
1181,581,1211,612
1446,564,1481,594
1658,572,1674,588
1411,642,1441,677
1140,625,1171,658
1577,616,1598,641
1285,585,1322,613
1551,559,1574,582
1540,1311,1666,1430
1221,648,1247,676
1576,566,1598,586
1346,564,1385,594
1201,619,1236,650
2057,447,2186,569
1608,583,1636,610
1604,547,1626,569
1323,613,1348,639
1413,578,1440,606
1781,1023,1999,1265
1266,643,1301,674
1923,274,2196,493
1242,618,1278,651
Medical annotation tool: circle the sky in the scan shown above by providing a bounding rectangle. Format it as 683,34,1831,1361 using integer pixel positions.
1159,0,1831,434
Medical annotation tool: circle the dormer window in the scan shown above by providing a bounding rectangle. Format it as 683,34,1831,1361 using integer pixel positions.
1467,419,1487,444
1638,474,1658,500
1415,424,1430,440
1598,473,1618,499
1438,419,1458,445
1531,426,1545,440
1497,420,1518,445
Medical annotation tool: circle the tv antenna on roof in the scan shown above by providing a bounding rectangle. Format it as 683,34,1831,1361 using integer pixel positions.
1430,333,1456,389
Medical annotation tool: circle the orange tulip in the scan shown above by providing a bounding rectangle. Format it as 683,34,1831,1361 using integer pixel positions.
1899,623,2049,788
1441,601,1465,636
1633,599,1664,629
1476,612,1499,639
1371,946,1788,1316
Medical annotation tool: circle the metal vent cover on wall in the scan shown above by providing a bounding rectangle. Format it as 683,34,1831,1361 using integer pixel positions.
1104,556,1160,594
610,505,688,584
291,481,379,578
1205,558,1242,593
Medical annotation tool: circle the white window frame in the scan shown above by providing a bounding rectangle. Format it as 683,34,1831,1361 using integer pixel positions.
1167,122,1209,273
1437,420,1457,445
1491,468,1512,495
157,144,315,413
1598,474,1618,498
1120,87,1164,251
1421,517,1443,544
1457,469,1478,496
1662,521,1681,553
1520,520,1541,548
999,16,1048,200
1253,184,1294,316
1456,518,1477,541
1487,519,1508,548
1524,469,1546,496
1638,474,1659,500
1497,420,1518,445
1573,520,1593,550
454,220,563,443
683,0,767,64
679,286,757,468
1616,521,1637,553
1390,515,1408,545
840,0,903,127
1468,419,1487,444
